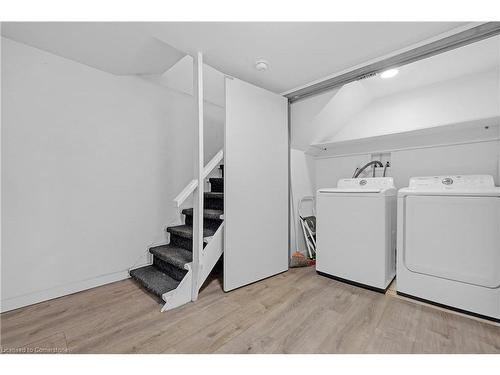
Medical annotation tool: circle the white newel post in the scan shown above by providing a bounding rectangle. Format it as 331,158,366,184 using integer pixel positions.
192,52,204,301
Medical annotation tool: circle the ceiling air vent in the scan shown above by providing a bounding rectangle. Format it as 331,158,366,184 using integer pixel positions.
356,72,377,81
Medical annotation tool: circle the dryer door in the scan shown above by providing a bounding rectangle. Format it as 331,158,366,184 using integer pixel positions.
404,195,500,288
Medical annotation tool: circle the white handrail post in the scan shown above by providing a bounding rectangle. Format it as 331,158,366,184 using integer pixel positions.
192,51,204,301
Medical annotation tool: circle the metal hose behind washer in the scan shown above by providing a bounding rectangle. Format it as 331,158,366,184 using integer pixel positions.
353,160,383,178
383,161,390,177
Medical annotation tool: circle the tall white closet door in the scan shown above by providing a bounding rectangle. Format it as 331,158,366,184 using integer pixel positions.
224,77,289,291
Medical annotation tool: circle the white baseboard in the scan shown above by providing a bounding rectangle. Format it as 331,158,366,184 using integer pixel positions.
0,269,131,313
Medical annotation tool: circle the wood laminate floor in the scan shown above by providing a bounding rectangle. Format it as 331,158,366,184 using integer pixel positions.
1,267,499,354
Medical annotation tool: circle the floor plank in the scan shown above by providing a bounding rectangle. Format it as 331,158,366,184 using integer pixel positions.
1,267,499,354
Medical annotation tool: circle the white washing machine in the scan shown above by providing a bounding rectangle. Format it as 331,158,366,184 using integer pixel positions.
316,177,397,292
397,175,500,321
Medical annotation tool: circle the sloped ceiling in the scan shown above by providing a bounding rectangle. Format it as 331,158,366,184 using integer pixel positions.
1,22,185,75
291,35,500,151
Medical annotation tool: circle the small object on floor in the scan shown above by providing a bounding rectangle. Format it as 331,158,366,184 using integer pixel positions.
290,251,310,268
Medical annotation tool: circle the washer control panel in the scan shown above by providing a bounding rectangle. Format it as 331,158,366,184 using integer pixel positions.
338,177,395,189
408,175,495,190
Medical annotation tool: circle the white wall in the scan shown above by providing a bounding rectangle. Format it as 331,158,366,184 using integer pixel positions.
290,88,339,151
315,153,372,189
140,55,225,163
143,55,225,108
0,37,222,311
315,140,500,190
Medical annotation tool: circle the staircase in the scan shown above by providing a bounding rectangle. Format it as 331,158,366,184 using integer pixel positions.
129,164,224,311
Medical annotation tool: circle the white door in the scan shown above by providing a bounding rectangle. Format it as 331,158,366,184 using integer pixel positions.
224,77,289,291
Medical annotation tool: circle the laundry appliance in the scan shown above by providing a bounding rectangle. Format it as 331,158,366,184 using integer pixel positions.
397,175,500,321
316,177,397,291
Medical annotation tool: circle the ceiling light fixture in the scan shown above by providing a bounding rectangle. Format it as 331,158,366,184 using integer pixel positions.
255,59,269,71
380,68,399,79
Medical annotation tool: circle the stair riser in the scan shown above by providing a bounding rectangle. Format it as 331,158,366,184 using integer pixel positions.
204,197,223,210
209,179,224,193
153,257,187,281
184,216,222,231
170,233,193,251
169,232,210,251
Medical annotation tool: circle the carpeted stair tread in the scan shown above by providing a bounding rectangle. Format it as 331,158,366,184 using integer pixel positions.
149,244,192,269
182,208,223,220
129,265,180,298
167,224,216,239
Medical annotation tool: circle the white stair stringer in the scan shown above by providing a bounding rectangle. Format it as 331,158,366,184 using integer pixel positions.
161,263,193,312
198,222,224,289
161,221,224,312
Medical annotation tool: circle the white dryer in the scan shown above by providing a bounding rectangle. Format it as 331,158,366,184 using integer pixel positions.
316,177,397,292
397,175,500,321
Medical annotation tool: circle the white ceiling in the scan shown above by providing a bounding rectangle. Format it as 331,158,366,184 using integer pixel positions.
2,22,469,92
150,22,468,93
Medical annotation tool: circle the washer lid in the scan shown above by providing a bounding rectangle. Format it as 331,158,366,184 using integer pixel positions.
318,177,396,195
399,175,500,197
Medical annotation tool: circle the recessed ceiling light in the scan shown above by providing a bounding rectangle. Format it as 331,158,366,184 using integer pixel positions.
255,60,269,71
380,68,399,79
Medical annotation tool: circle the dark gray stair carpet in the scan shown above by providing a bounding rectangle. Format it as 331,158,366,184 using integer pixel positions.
182,208,223,220
183,208,222,231
209,177,223,193
204,192,224,210
167,224,216,240
129,265,180,298
149,244,192,269
153,256,187,281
